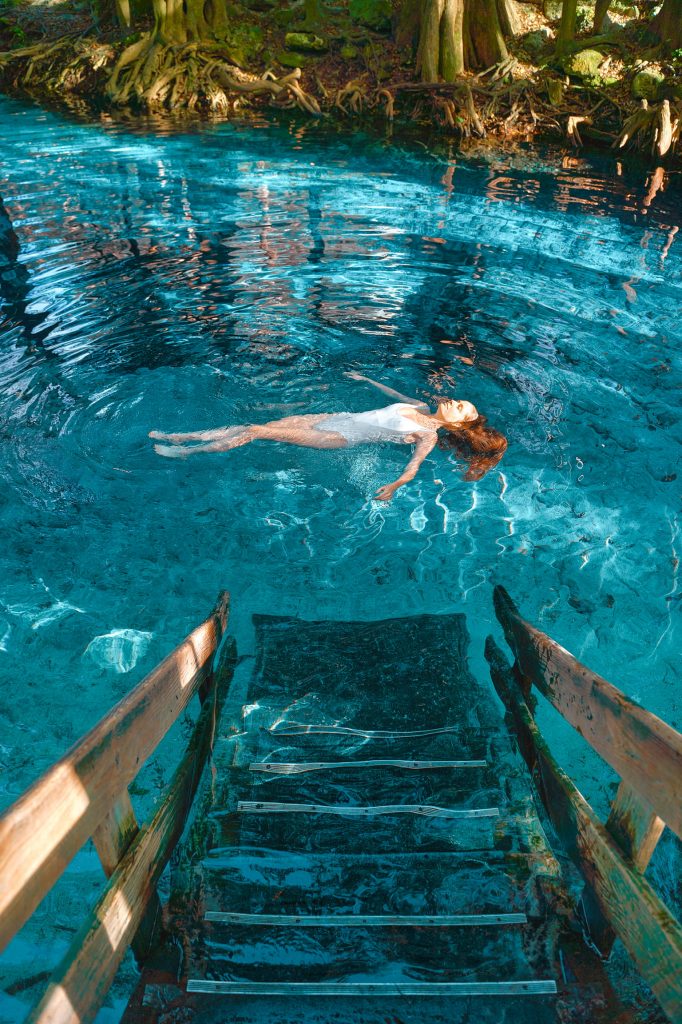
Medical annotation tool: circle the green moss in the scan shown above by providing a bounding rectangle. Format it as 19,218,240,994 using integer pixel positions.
348,0,391,33
284,31,328,51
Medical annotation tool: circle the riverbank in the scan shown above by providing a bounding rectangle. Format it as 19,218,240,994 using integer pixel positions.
0,0,680,161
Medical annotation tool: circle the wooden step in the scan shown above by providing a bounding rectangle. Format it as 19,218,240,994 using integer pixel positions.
199,848,547,918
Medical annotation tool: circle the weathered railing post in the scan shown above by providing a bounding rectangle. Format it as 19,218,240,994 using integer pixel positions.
92,791,163,959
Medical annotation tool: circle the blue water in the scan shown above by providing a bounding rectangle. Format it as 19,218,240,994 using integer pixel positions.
0,96,680,1014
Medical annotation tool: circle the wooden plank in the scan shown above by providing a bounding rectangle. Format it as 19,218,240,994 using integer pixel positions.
92,792,138,874
493,585,682,840
0,592,229,954
92,791,162,961
249,759,487,773
579,782,666,956
204,911,528,926
25,639,236,1024
186,980,558,996
237,801,500,819
486,637,682,1023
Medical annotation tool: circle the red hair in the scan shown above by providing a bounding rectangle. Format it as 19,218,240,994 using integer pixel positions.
437,415,507,481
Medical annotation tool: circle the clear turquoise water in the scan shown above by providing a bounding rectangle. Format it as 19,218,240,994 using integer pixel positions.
1,99,680,805
1,94,681,1024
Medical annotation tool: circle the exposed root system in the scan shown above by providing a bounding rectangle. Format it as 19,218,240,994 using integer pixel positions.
0,31,680,161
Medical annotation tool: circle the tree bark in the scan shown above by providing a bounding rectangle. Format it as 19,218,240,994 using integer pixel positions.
440,0,465,80
465,0,508,67
497,0,521,37
415,0,511,81
115,0,132,29
593,0,612,32
556,0,578,53
652,0,682,49
152,0,229,42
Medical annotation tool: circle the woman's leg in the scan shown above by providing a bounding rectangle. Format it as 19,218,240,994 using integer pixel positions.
149,426,240,443
153,415,348,457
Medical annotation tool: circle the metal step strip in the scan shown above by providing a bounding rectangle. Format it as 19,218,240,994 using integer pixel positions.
249,759,486,774
204,912,528,926
237,801,499,819
186,980,558,997
268,723,465,739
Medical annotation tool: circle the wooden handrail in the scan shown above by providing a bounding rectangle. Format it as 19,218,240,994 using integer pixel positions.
486,637,682,1023
25,643,234,1024
0,591,230,954
493,585,682,841
488,587,682,1022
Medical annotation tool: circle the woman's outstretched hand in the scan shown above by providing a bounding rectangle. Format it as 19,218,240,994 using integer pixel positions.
344,371,367,382
374,483,398,502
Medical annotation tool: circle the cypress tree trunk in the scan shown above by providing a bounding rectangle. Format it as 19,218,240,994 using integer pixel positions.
465,0,508,67
556,0,578,53
152,0,229,42
415,0,512,82
593,0,612,32
440,0,465,80
652,0,682,49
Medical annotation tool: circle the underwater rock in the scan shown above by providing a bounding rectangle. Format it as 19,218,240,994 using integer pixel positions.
84,629,152,674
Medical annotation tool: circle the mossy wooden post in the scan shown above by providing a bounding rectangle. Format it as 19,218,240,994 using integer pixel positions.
92,792,163,959
579,782,665,956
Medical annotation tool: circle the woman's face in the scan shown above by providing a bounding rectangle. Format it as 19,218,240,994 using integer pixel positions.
439,399,478,425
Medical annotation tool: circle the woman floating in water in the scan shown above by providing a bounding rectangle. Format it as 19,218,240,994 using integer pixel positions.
150,373,507,501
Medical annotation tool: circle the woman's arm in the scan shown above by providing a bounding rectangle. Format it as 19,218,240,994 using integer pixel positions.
345,371,429,409
375,434,437,501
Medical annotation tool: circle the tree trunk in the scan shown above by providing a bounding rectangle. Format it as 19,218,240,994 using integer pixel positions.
652,0,682,49
115,0,132,29
497,0,521,37
465,0,508,67
440,0,465,80
556,0,578,53
415,0,511,81
152,0,229,42
593,0,612,32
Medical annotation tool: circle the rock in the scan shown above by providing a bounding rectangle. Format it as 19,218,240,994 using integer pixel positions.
340,43,360,60
522,27,553,56
84,629,152,674
562,49,606,82
349,0,391,33
284,31,328,51
632,69,665,101
276,50,312,68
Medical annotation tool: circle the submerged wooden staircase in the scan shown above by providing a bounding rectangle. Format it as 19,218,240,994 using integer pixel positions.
0,590,681,1024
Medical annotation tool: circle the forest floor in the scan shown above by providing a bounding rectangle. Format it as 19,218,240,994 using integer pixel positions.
0,0,681,163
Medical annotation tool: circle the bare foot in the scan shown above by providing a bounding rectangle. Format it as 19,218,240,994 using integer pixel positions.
154,443,188,458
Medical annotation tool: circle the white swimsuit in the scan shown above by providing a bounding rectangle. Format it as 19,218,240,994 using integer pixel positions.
315,403,432,445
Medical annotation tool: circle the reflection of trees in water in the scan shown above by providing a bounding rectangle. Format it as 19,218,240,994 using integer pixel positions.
0,194,53,353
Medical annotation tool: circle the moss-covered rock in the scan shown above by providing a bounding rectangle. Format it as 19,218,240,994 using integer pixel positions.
349,0,391,33
340,43,360,59
522,28,553,56
562,49,605,82
284,31,328,51
222,23,264,66
276,50,312,68
631,69,665,101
